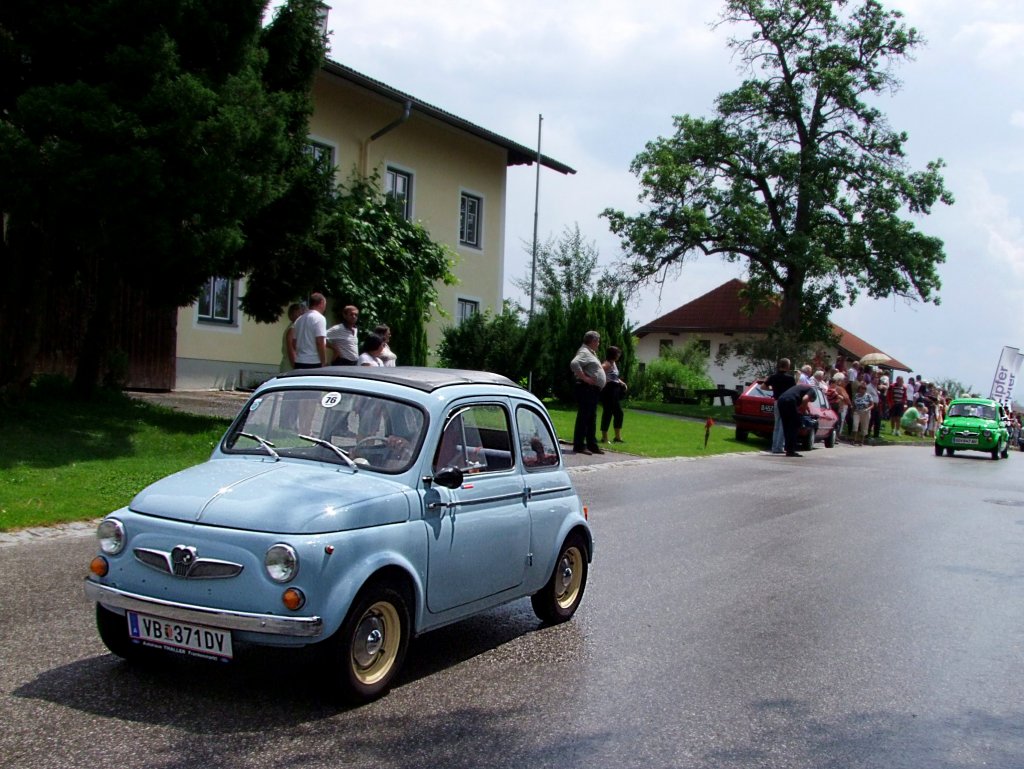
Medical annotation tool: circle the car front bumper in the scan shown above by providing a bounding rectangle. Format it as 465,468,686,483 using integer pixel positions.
85,580,324,638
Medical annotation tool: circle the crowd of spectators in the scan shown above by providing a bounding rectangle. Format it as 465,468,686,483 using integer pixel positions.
808,356,951,445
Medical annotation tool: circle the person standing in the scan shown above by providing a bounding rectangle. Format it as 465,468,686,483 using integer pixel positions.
292,292,328,369
599,346,627,444
375,324,397,367
775,383,814,457
851,381,873,446
281,301,306,371
569,331,606,456
888,375,907,434
764,358,796,454
327,305,359,365
357,334,385,366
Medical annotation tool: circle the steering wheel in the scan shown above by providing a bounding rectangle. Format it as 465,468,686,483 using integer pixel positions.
354,435,411,464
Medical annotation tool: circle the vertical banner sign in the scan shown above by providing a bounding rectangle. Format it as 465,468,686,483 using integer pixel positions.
989,346,1024,403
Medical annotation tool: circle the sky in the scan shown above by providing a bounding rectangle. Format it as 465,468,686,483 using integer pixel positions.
311,0,1023,393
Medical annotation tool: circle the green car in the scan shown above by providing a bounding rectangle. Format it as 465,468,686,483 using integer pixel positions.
934,397,1010,459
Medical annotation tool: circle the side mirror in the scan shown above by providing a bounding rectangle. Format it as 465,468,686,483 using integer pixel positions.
432,466,464,490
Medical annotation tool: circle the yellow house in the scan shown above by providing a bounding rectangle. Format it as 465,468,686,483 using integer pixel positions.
174,59,574,390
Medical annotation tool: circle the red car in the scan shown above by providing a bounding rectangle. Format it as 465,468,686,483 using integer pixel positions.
733,381,839,450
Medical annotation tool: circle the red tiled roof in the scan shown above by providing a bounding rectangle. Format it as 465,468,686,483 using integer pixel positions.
635,279,912,371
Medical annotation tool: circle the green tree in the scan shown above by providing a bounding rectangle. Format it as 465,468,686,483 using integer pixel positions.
603,0,953,342
241,172,457,366
0,0,327,396
715,327,824,383
436,303,528,380
513,223,600,314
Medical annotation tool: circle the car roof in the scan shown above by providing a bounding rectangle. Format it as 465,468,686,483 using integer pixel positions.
949,397,998,405
274,366,523,394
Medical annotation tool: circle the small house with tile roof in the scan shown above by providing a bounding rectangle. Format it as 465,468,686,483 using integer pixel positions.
634,279,911,389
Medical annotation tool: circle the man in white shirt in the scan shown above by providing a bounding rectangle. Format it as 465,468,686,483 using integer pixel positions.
326,305,359,365
293,293,328,368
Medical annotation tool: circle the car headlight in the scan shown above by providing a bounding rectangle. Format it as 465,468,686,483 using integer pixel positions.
97,518,126,555
265,544,298,583
983,429,993,439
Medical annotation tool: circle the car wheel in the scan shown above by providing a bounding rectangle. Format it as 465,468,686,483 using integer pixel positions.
946,447,954,456
934,443,943,456
96,604,148,662
801,432,813,452
735,428,748,442
824,427,836,448
532,532,589,625
327,581,410,703
991,447,1000,460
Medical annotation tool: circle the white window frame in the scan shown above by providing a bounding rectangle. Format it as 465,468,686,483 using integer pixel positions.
385,165,414,220
459,191,483,248
197,276,238,326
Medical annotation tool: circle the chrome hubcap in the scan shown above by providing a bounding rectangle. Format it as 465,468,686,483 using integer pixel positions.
353,616,384,668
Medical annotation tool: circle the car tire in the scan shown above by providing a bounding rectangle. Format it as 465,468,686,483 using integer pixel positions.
327,581,410,703
735,428,748,442
96,604,148,662
991,448,1000,460
934,443,943,456
801,432,813,452
532,532,589,625
824,428,836,448
946,447,954,456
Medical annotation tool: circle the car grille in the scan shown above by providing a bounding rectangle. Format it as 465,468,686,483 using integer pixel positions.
134,547,244,579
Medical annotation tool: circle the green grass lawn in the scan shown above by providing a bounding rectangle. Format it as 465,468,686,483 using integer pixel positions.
544,401,759,458
1,381,229,531
0,384,760,532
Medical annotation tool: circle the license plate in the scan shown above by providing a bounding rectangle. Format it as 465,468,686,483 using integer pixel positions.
760,404,774,413
128,611,233,660
953,436,976,445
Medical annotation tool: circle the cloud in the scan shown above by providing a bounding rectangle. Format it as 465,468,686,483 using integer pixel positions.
954,21,1024,69
964,173,1024,279
1012,111,1024,129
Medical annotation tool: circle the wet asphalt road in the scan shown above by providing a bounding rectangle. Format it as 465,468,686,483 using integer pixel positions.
2,445,1023,768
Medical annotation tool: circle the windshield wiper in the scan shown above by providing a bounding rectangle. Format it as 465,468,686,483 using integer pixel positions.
238,431,279,460
298,434,358,470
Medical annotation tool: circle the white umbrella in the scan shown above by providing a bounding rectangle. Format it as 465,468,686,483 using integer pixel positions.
859,352,892,366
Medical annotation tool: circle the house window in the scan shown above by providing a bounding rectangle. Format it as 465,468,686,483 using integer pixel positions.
696,339,711,356
457,298,479,324
460,192,482,247
197,277,237,325
659,339,674,355
385,167,413,219
305,140,334,169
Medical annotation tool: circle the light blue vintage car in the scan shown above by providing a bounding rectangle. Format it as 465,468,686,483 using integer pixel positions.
85,367,592,702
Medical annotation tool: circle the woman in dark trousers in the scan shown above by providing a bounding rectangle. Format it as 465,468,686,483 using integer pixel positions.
600,346,627,443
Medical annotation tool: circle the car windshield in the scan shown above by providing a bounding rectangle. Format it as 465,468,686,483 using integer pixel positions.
748,384,774,398
223,388,426,473
948,403,996,420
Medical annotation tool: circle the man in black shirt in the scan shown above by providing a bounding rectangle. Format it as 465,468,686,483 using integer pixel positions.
763,358,796,454
776,383,815,456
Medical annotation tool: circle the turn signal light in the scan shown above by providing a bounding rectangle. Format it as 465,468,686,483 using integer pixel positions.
282,588,305,611
90,557,109,577
583,505,589,520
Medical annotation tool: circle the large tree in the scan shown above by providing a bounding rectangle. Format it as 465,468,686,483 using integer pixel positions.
603,0,953,340
0,0,326,396
240,172,457,366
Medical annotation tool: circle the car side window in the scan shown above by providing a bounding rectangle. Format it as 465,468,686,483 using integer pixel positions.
516,407,560,470
433,404,514,474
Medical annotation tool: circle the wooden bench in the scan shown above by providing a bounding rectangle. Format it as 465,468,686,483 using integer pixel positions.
662,385,738,406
